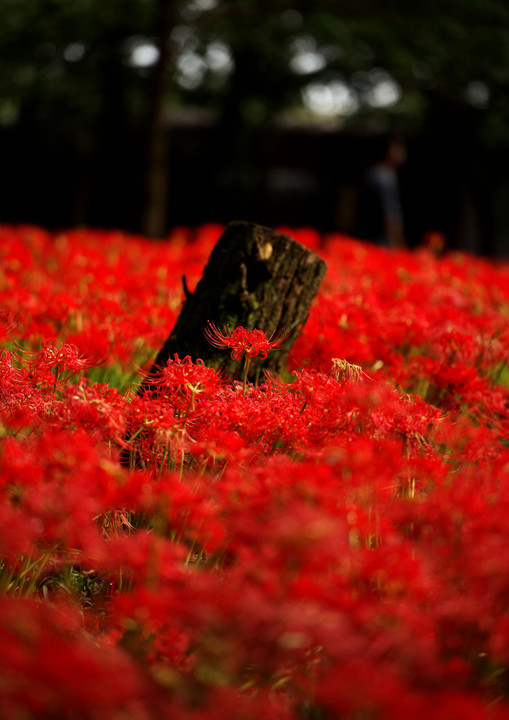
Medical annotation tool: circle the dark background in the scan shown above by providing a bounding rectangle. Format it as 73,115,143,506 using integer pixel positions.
1,0,508,256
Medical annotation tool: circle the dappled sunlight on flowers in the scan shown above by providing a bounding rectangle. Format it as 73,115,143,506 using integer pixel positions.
0,223,509,718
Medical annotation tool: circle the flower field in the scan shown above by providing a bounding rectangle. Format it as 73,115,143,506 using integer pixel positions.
1,222,509,719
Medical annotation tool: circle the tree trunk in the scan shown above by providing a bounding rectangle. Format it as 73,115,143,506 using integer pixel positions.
145,221,327,384
142,0,176,238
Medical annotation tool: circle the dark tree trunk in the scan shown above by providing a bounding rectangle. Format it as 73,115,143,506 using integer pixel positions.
144,221,327,384
142,0,176,238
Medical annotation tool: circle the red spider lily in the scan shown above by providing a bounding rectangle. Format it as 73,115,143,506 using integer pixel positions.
152,354,223,412
204,322,292,361
2,224,509,718
0,310,17,342
19,341,99,391
0,597,149,719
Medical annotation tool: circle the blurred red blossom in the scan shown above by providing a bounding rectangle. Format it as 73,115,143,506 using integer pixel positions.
0,223,508,719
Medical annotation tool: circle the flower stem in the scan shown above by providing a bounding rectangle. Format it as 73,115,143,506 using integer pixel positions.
242,356,251,395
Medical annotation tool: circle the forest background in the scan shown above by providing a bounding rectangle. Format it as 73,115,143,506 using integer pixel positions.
1,0,508,256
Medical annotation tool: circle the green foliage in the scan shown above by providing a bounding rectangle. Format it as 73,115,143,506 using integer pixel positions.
2,0,509,133
0,0,155,143
2,0,509,234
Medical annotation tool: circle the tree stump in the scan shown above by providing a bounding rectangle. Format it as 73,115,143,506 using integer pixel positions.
145,220,327,383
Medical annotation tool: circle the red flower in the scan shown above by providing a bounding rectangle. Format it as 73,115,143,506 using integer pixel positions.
204,322,291,361
0,310,17,342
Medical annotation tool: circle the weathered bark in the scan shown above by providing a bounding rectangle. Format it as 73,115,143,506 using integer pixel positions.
144,220,327,384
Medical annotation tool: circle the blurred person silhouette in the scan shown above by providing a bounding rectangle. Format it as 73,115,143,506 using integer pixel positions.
354,133,407,249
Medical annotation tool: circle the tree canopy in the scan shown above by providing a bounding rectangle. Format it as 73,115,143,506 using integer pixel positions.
1,0,508,237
